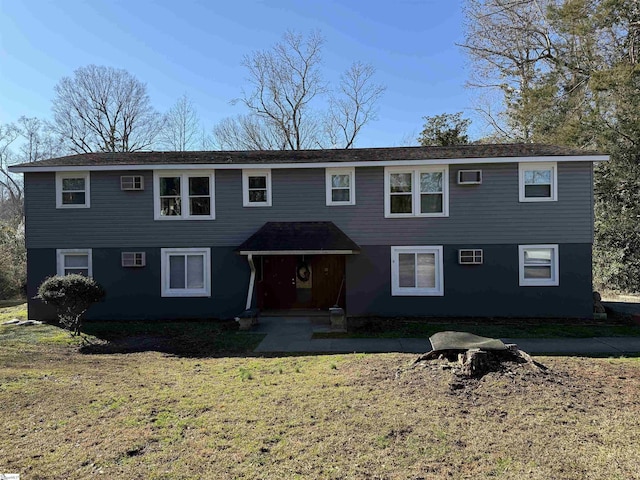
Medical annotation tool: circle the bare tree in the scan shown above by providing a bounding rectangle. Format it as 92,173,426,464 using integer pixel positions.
213,30,385,150
327,62,386,148
0,123,23,221
52,65,161,153
159,93,202,151
17,116,65,162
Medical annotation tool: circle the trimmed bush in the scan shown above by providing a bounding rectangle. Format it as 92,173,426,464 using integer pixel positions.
37,275,105,336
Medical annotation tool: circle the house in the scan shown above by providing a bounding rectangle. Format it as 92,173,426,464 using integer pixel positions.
9,144,607,321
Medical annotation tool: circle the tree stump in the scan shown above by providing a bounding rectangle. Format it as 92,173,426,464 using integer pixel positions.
459,348,490,377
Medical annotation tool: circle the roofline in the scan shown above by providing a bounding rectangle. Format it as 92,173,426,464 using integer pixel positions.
238,249,359,255
8,154,609,173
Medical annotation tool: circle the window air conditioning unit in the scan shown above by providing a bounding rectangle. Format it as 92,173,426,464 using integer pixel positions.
121,252,146,267
458,249,483,265
457,170,482,185
120,175,144,190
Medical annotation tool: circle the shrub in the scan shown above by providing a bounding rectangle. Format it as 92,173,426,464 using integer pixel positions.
37,275,105,336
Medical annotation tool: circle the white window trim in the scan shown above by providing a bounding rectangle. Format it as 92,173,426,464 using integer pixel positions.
384,166,449,218
56,172,90,208
391,245,444,296
56,248,93,277
242,169,272,207
325,167,356,206
153,171,216,220
519,162,557,202
161,247,211,297
519,244,559,287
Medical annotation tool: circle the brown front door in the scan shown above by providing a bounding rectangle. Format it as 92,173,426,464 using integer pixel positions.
260,256,297,309
258,255,346,310
311,255,346,309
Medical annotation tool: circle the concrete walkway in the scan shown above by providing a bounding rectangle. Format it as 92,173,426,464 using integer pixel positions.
252,316,640,355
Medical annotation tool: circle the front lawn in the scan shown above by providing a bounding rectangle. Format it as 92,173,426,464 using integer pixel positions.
1,322,639,479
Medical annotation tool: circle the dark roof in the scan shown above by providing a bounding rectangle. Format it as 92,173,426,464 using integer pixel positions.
10,144,604,169
236,222,361,254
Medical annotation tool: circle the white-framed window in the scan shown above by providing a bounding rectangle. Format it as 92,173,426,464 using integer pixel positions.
153,171,215,220
384,166,449,217
457,170,482,185
326,167,355,206
56,172,90,208
161,248,211,297
519,244,559,286
56,249,92,277
519,162,557,202
391,246,444,296
242,169,272,207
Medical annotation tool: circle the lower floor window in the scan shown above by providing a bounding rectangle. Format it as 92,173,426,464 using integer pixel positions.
519,244,559,286
56,249,92,276
161,248,211,297
391,246,444,296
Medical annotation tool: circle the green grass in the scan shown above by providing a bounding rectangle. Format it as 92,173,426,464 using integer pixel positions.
314,319,640,339
0,303,264,356
0,334,639,479
0,302,28,322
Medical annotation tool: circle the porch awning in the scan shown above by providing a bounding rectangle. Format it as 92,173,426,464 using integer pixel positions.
236,221,361,255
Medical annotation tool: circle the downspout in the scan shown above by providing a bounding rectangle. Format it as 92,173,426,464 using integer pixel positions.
246,254,256,310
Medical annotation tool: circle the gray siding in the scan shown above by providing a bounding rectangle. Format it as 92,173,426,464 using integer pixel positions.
27,247,249,320
346,244,593,318
27,243,592,320
24,162,593,249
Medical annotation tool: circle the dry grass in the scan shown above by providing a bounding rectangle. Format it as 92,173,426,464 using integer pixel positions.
1,324,639,479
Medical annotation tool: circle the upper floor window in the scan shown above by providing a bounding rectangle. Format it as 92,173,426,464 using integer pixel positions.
326,167,355,206
391,245,444,296
56,249,92,277
519,162,557,202
153,171,215,220
242,169,272,207
56,172,90,208
519,244,559,286
384,166,449,218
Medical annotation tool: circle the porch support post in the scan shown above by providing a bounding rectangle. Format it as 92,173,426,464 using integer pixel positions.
245,254,256,310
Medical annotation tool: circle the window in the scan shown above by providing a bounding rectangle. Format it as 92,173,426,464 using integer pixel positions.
519,162,557,202
161,248,211,297
121,252,146,267
326,167,355,206
519,245,559,286
458,249,483,265
153,171,215,220
242,169,272,207
56,249,92,277
385,166,449,217
391,246,444,296
56,172,90,208
121,175,144,190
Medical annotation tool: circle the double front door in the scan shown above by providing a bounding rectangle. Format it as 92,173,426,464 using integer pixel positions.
257,255,346,310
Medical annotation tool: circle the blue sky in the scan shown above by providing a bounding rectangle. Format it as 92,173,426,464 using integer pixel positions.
0,0,477,148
